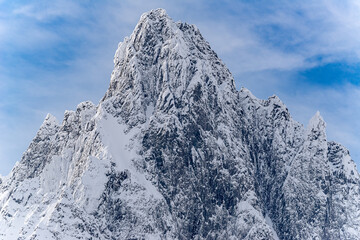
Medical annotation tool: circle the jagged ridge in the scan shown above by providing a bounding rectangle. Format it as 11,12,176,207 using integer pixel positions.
0,9,359,240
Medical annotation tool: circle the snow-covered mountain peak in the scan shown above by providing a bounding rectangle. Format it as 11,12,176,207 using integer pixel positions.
1,9,360,240
41,113,59,128
37,113,60,140
309,111,324,126
139,8,168,21
267,94,282,105
239,87,256,99
307,111,326,140
102,9,236,127
264,94,288,111
138,9,171,32
76,101,95,112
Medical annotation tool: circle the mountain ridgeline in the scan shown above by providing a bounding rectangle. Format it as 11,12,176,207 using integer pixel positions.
0,9,359,240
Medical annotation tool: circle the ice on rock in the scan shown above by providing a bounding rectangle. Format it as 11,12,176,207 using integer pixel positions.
38,113,59,134
0,8,359,240
43,113,58,125
307,111,326,138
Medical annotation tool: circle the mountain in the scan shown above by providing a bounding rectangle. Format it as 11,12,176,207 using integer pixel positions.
0,9,359,240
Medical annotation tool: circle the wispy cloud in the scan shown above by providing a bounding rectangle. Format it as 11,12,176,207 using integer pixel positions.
12,1,83,21
199,1,360,74
1,0,360,174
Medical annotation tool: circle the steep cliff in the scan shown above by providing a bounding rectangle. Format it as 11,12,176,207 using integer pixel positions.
0,9,359,240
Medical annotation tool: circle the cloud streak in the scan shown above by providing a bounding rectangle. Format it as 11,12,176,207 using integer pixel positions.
1,0,360,174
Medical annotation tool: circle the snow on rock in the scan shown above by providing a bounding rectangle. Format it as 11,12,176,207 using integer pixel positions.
0,8,359,239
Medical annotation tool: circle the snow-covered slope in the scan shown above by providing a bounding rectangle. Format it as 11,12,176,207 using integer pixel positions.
0,9,359,239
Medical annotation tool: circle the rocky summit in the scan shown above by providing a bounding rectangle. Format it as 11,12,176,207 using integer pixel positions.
0,9,359,240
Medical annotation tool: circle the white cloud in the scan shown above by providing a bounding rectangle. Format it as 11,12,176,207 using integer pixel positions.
12,1,83,21
208,1,360,72
197,21,305,75
1,0,360,175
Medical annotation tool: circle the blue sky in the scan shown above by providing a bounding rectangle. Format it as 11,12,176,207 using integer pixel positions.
1,0,360,175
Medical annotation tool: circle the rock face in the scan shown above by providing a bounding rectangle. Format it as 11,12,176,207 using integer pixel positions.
0,9,359,240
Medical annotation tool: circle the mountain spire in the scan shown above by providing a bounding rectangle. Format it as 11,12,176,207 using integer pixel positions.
307,111,326,141
0,9,359,240
102,8,236,127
